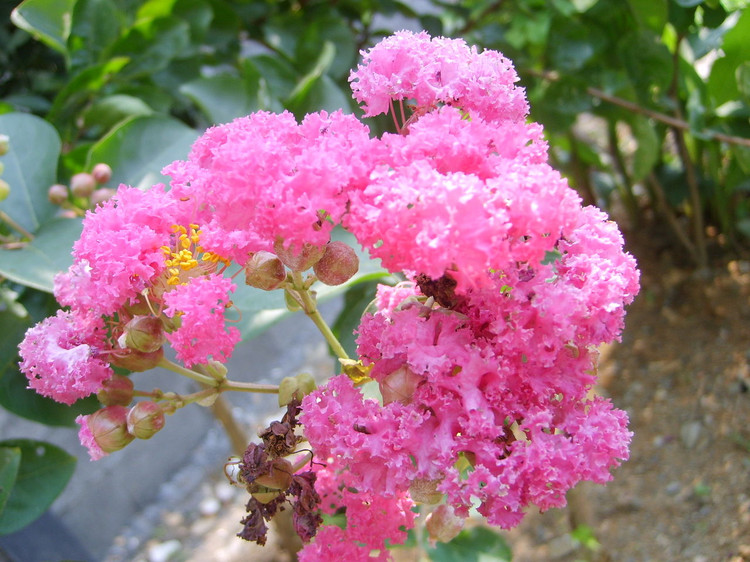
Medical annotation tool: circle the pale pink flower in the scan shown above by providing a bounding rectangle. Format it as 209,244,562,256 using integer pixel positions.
163,274,241,367
18,310,112,405
350,30,527,123
76,414,106,461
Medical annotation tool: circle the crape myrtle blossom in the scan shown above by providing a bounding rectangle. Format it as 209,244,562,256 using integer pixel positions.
163,110,374,266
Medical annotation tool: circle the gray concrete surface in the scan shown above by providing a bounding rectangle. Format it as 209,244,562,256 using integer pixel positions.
0,299,341,560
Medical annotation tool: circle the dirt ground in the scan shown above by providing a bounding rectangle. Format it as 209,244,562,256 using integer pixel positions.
114,226,750,562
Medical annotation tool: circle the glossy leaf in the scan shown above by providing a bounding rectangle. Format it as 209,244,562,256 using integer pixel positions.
180,74,262,125
0,440,76,535
708,9,750,105
0,447,21,516
427,526,512,562
86,115,197,189
0,218,82,293
0,113,61,234
10,0,76,57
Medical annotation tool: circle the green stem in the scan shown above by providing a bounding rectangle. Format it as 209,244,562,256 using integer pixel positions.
158,357,217,386
221,379,279,394
291,273,350,361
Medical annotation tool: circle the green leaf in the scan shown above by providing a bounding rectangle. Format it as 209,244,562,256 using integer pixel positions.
617,29,673,103
629,115,660,181
247,54,299,102
10,0,77,58
108,16,191,78
0,440,76,535
708,9,750,105
285,41,337,114
0,218,82,293
69,0,122,68
0,113,61,234
87,115,197,189
427,526,512,562
0,447,22,516
180,74,262,125
332,281,381,359
81,94,155,137
626,0,668,31
295,14,357,80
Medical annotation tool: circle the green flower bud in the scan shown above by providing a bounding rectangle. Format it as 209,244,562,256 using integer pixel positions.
278,372,317,407
119,315,165,353
0,179,9,202
70,172,96,198
110,347,164,372
313,241,359,285
88,406,135,454
245,251,286,290
127,401,166,439
0,134,9,156
97,374,134,406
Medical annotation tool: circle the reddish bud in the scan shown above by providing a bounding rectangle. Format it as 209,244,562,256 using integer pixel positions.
91,163,112,184
380,366,422,405
90,187,115,207
425,504,464,543
313,241,359,285
97,374,134,406
48,184,69,205
88,406,135,453
245,251,286,290
273,238,326,272
119,315,165,353
70,172,96,198
127,401,166,439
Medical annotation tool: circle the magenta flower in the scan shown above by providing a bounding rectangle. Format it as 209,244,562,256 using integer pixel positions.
164,110,375,265
163,274,241,367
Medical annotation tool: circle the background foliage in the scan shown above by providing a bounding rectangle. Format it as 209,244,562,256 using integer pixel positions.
0,0,747,550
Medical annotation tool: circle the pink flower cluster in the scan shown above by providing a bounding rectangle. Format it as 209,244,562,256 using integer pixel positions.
17,29,639,559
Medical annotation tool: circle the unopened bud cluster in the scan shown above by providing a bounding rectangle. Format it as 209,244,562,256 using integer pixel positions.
48,162,115,210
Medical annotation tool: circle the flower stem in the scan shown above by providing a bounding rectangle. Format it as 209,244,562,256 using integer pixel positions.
291,272,350,361
221,379,279,394
158,357,218,386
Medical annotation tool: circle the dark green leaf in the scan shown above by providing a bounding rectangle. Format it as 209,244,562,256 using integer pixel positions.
629,115,660,181
546,18,605,72
81,94,155,137
0,113,61,234
332,281,381,359
626,0,668,31
87,115,197,189
10,0,76,58
108,16,191,78
427,526,512,562
708,9,750,105
0,218,82,293
617,29,673,103
69,0,121,68
296,15,357,80
0,447,21,516
0,440,76,535
180,74,262,125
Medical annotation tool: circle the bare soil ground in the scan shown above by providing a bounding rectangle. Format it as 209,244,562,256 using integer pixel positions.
113,229,750,562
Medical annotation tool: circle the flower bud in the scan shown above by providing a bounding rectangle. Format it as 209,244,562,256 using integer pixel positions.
245,251,286,290
97,374,134,406
91,163,112,184
47,183,68,204
110,347,164,372
0,134,8,156
127,401,166,439
87,406,135,453
70,172,96,198
90,187,115,207
409,478,443,505
278,372,317,407
0,179,9,202
273,238,326,271
313,241,359,285
380,366,422,405
425,504,464,543
119,315,165,353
